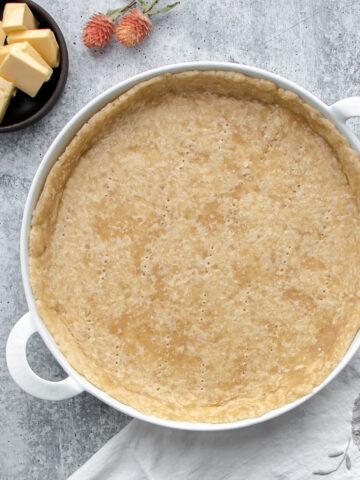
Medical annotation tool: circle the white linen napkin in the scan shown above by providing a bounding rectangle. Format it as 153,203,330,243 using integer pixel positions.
69,353,360,480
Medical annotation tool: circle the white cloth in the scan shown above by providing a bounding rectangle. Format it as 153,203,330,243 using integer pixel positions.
69,354,360,480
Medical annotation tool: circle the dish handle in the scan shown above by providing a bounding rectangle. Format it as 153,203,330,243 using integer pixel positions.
6,313,83,400
330,97,360,123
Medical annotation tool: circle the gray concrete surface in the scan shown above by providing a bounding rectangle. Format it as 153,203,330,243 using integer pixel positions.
1,0,360,478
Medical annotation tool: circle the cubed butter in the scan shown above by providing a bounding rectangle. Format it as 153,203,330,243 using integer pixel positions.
0,76,15,123
0,42,52,97
17,41,52,71
0,42,51,71
2,3,39,33
7,29,60,67
0,22,6,46
0,44,16,64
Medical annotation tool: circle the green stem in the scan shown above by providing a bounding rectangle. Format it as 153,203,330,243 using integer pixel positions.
145,0,160,13
139,0,149,10
106,0,136,21
147,1,180,16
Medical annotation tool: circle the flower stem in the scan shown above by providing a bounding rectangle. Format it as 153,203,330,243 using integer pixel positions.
145,0,160,13
106,0,136,21
139,0,149,10
147,1,180,16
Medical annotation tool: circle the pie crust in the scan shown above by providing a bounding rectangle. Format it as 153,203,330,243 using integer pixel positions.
29,71,360,422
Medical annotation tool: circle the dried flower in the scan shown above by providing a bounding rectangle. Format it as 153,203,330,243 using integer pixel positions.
83,13,115,48
83,1,136,49
116,0,180,47
116,8,151,47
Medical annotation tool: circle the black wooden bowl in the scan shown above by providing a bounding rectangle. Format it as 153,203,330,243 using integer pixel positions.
0,0,68,132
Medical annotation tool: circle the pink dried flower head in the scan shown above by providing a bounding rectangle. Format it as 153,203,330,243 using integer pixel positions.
116,1,180,47
83,13,115,49
82,1,136,49
116,8,152,47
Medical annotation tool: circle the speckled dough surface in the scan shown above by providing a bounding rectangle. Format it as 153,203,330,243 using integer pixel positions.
29,71,360,423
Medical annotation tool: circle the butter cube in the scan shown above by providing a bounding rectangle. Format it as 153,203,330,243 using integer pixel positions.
2,3,39,34
0,42,52,97
0,44,16,64
17,41,52,71
7,29,60,67
0,42,51,72
0,76,15,123
0,22,6,46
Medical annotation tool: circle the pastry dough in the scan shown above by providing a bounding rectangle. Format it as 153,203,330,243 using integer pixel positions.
29,71,360,422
